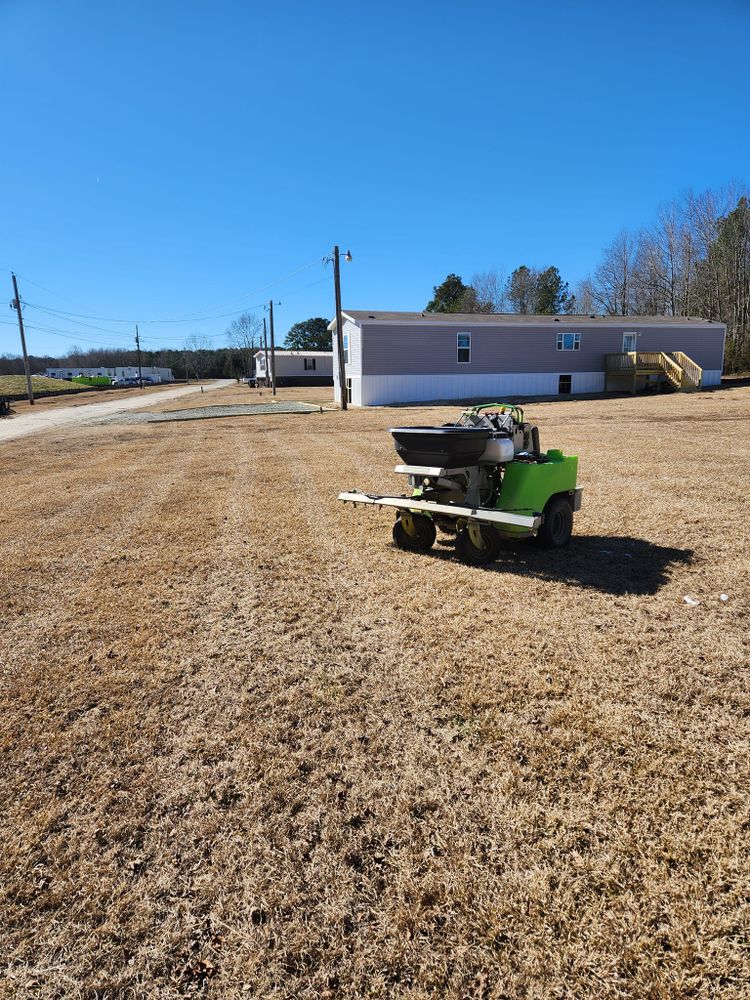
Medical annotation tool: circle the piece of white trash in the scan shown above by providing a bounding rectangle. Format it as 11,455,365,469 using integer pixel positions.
720,594,729,602
683,595,701,606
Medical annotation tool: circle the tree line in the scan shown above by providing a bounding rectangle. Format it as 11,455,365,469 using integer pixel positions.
0,344,246,380
427,183,750,371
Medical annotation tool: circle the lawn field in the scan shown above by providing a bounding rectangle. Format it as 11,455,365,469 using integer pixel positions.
1,385,749,998
0,374,91,399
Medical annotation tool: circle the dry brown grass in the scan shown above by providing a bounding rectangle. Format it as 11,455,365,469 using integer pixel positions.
1,385,749,998
143,384,336,414
7,381,217,415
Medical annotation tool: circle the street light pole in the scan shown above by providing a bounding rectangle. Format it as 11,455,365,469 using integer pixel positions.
10,273,34,405
332,245,347,411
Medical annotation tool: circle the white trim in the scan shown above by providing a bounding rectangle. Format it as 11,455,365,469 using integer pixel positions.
252,349,332,357
327,311,358,331
556,332,581,351
346,316,726,330
456,331,471,364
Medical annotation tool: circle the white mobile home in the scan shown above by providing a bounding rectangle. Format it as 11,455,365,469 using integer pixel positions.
254,349,333,387
329,311,726,406
45,365,174,383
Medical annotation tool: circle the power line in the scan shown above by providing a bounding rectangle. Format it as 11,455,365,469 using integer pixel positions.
18,257,322,325
21,323,138,347
5,272,97,311
5,266,335,356
21,305,143,340
22,274,331,344
24,298,268,326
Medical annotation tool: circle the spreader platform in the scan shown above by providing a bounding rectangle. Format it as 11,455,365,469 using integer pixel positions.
338,490,541,530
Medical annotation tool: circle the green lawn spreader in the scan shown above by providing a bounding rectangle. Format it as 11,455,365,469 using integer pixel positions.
338,403,582,565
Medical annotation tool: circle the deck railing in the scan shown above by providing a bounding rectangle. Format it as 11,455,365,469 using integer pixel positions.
605,352,636,372
604,351,703,391
658,352,685,387
670,351,703,389
635,351,667,369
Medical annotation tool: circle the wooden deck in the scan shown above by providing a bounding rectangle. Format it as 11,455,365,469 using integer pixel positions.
604,352,703,392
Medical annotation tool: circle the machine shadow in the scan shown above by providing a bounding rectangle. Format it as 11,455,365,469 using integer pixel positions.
431,534,693,596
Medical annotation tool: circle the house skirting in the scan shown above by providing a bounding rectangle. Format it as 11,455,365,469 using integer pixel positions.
356,372,607,407
262,376,333,387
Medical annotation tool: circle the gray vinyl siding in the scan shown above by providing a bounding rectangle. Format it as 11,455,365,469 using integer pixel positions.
255,351,333,379
273,354,333,377
360,322,725,376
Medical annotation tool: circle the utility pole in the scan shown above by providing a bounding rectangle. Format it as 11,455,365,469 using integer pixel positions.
263,316,270,388
135,325,144,388
333,246,347,410
268,300,277,396
10,273,34,405
184,352,189,384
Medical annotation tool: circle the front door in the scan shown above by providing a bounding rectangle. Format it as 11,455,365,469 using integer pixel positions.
623,333,637,353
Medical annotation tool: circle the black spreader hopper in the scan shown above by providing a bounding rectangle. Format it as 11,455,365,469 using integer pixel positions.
389,426,490,468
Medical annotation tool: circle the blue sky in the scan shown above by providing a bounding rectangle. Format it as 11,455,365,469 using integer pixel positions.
1,0,748,357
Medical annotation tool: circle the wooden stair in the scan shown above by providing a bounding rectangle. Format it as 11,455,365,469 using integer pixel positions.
605,351,703,392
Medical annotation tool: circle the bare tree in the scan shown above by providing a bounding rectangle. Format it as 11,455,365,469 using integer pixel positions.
592,230,638,315
184,334,213,379
470,269,508,312
226,312,262,376
632,229,669,315
571,276,596,315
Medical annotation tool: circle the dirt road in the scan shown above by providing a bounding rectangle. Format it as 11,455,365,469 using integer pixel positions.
0,378,234,442
1,385,748,997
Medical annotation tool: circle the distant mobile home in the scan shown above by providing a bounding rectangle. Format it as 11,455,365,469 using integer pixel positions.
44,365,174,383
254,349,333,387
329,311,726,407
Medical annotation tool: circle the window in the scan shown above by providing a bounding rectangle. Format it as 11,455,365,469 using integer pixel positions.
623,332,637,352
343,334,350,365
304,357,316,371
559,374,572,394
457,332,471,363
556,332,580,351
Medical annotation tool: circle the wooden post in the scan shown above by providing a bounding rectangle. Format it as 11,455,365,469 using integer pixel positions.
263,317,270,387
268,301,277,396
333,246,347,410
135,325,143,388
11,273,34,405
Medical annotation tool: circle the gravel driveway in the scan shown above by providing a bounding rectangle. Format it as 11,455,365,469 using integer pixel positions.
0,379,234,442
